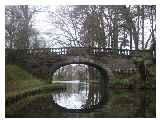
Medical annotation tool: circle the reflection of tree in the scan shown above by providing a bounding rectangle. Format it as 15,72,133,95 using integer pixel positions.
52,64,102,82
106,90,156,117
52,82,89,109
134,90,155,117
51,63,107,110
82,83,104,109
52,82,106,110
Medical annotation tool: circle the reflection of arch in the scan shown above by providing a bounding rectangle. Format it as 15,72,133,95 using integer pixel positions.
49,56,112,84
50,82,108,113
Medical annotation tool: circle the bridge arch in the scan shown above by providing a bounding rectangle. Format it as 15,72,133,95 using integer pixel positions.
49,56,113,85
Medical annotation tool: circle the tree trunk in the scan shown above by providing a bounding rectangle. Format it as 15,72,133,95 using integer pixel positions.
142,5,145,49
112,8,119,49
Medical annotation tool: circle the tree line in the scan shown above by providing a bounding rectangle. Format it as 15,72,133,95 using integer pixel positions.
5,5,156,51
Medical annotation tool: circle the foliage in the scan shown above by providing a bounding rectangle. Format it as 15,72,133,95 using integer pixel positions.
132,50,152,64
112,90,129,97
112,79,129,85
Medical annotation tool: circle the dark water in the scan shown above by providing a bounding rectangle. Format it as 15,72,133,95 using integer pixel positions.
6,81,156,118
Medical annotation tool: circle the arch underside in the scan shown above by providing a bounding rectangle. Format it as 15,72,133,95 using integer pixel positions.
49,56,113,84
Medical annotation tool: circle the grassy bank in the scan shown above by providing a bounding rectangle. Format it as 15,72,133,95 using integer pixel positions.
6,64,66,106
6,64,46,96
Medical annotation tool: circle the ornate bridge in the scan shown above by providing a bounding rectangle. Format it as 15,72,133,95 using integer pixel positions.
6,47,152,85
6,47,151,57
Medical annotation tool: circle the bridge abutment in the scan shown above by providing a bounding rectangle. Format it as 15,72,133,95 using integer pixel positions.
5,48,153,88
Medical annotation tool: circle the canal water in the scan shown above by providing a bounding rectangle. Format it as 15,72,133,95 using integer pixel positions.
6,64,156,118
6,81,156,118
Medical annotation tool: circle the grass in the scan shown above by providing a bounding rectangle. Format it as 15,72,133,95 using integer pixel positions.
6,64,46,95
6,83,66,102
112,90,129,97
112,79,129,85
5,64,66,106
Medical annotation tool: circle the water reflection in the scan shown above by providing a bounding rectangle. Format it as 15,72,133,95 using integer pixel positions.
51,64,106,110
51,81,104,110
6,88,156,117
6,64,156,117
52,64,102,82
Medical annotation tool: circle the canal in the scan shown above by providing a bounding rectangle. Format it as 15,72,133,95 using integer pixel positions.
6,64,156,118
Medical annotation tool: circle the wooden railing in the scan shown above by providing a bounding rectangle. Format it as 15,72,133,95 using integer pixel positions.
6,47,151,57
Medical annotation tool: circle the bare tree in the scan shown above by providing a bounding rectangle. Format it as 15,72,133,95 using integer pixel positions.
47,6,83,47
5,5,40,49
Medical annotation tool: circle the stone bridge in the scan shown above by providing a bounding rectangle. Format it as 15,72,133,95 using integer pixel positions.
6,47,152,85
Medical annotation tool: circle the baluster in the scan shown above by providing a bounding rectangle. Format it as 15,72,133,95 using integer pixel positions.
26,49,28,55
58,48,60,55
127,50,129,56
46,48,48,54
30,49,32,55
109,48,112,55
109,48,111,55
28,49,31,55
126,49,128,56
55,48,57,54
118,49,120,55
45,48,48,54
60,48,62,55
92,48,94,55
49,48,51,55
56,48,58,54
57,48,59,55
103,48,106,55
42,48,44,54
53,48,55,53
93,48,95,55
66,47,68,55
129,49,131,56
55,48,58,54
59,48,61,55
31,49,33,55
52,48,54,53
63,48,65,55
122,49,125,55
61,48,63,55
123,49,125,55
64,48,66,55
27,49,30,55
124,49,126,55
122,49,124,55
